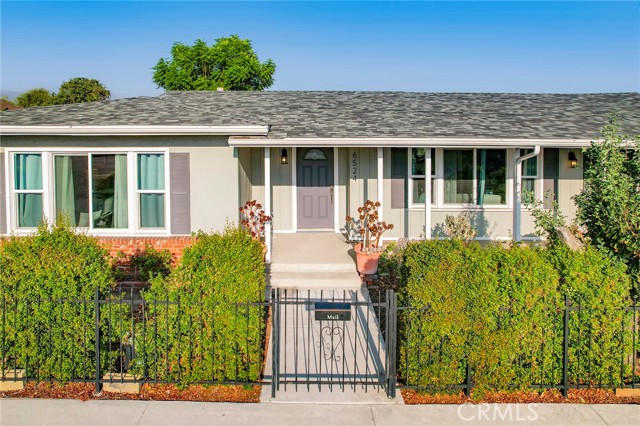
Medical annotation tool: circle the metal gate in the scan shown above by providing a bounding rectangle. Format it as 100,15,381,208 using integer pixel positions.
269,287,397,398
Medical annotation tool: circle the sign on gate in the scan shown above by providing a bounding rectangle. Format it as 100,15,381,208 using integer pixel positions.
314,302,351,321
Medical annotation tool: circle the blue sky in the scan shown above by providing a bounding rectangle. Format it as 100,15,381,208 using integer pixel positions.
1,1,639,98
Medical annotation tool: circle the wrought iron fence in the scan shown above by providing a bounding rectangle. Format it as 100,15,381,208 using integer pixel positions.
0,288,269,392
393,293,639,397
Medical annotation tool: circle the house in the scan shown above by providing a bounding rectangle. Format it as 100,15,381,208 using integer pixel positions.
1,91,638,261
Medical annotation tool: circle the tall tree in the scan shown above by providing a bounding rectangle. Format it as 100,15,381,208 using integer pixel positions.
153,35,276,91
574,115,640,291
54,77,110,105
15,88,54,108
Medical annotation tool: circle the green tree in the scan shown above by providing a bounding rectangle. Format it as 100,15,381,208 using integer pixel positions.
15,88,55,107
153,35,276,91
574,115,640,291
54,77,111,104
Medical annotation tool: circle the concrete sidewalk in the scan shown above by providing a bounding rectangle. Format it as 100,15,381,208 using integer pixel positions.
1,399,638,426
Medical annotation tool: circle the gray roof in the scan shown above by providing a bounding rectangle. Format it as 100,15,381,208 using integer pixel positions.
1,91,639,139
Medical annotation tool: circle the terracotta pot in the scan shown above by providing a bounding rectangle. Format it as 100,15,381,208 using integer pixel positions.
354,243,381,275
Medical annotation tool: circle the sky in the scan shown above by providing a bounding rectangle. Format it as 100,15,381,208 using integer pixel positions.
1,1,639,99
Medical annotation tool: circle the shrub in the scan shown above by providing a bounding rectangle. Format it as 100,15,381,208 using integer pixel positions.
545,244,632,385
131,245,173,281
130,226,266,383
0,218,115,380
397,239,632,394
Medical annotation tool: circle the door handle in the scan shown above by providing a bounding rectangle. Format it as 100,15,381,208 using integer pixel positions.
330,186,334,204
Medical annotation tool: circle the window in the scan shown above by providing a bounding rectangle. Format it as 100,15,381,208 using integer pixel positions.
9,150,169,234
476,149,506,205
137,153,165,228
444,150,474,204
410,148,435,205
520,149,538,196
54,154,128,228
14,154,43,227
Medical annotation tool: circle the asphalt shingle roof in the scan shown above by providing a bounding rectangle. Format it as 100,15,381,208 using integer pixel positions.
1,91,639,140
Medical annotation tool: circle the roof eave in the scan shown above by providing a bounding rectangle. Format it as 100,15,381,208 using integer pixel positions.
0,125,270,136
228,137,593,148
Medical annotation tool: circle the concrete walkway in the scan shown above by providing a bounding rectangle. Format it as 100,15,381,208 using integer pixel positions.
1,399,638,426
261,287,396,404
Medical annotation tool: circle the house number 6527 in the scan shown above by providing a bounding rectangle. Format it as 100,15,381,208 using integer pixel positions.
352,152,358,181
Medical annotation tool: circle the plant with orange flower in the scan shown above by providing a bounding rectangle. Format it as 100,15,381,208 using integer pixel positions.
345,200,394,254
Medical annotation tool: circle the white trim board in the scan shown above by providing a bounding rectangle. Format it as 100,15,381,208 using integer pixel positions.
229,137,592,148
0,125,270,136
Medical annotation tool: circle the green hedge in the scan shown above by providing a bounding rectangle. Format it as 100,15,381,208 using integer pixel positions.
389,240,632,394
0,219,115,380
130,227,267,383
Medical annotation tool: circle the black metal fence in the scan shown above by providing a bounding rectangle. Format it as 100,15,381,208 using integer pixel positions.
0,288,269,392
269,287,397,397
1,286,638,399
392,293,639,397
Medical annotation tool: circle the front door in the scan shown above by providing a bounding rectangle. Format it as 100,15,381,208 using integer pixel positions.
297,148,334,229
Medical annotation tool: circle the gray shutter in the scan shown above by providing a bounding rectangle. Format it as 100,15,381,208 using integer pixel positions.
0,153,5,234
390,148,407,209
170,153,191,234
543,148,559,209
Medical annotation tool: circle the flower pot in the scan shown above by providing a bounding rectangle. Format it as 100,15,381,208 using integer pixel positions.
354,243,381,275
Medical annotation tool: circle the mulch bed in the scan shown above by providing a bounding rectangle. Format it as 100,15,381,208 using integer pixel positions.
0,382,260,403
402,388,640,404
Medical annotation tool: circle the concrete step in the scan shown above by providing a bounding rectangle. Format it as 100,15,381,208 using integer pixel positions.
268,262,356,274
268,271,362,289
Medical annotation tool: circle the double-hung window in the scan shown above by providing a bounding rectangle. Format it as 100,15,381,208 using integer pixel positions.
520,149,538,197
410,148,435,205
14,154,43,227
137,153,166,228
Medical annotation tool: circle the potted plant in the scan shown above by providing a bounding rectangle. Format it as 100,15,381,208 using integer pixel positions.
345,200,394,275
240,200,272,257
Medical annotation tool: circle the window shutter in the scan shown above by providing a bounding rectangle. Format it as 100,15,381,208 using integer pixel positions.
390,148,407,209
543,148,559,209
0,153,5,234
170,153,191,234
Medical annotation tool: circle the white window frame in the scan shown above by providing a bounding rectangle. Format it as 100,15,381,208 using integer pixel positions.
11,152,45,230
520,148,543,202
407,148,515,211
408,148,436,209
135,152,170,231
5,148,171,236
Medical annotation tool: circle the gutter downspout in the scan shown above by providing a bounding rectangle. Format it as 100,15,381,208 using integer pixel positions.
513,145,541,242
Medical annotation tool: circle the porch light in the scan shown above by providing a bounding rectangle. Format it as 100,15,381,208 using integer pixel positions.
280,148,288,165
568,151,578,168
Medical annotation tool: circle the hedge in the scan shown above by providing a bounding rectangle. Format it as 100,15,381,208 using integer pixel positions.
130,226,267,383
0,219,115,381
386,240,633,394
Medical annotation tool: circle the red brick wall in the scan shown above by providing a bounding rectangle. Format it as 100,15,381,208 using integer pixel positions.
97,236,195,264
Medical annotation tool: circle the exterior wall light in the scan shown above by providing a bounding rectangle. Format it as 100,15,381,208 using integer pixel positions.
280,148,288,165
568,151,578,168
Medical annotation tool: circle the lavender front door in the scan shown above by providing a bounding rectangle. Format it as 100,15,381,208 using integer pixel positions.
297,148,334,229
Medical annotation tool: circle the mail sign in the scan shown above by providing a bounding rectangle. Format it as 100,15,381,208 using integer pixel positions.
314,302,351,321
